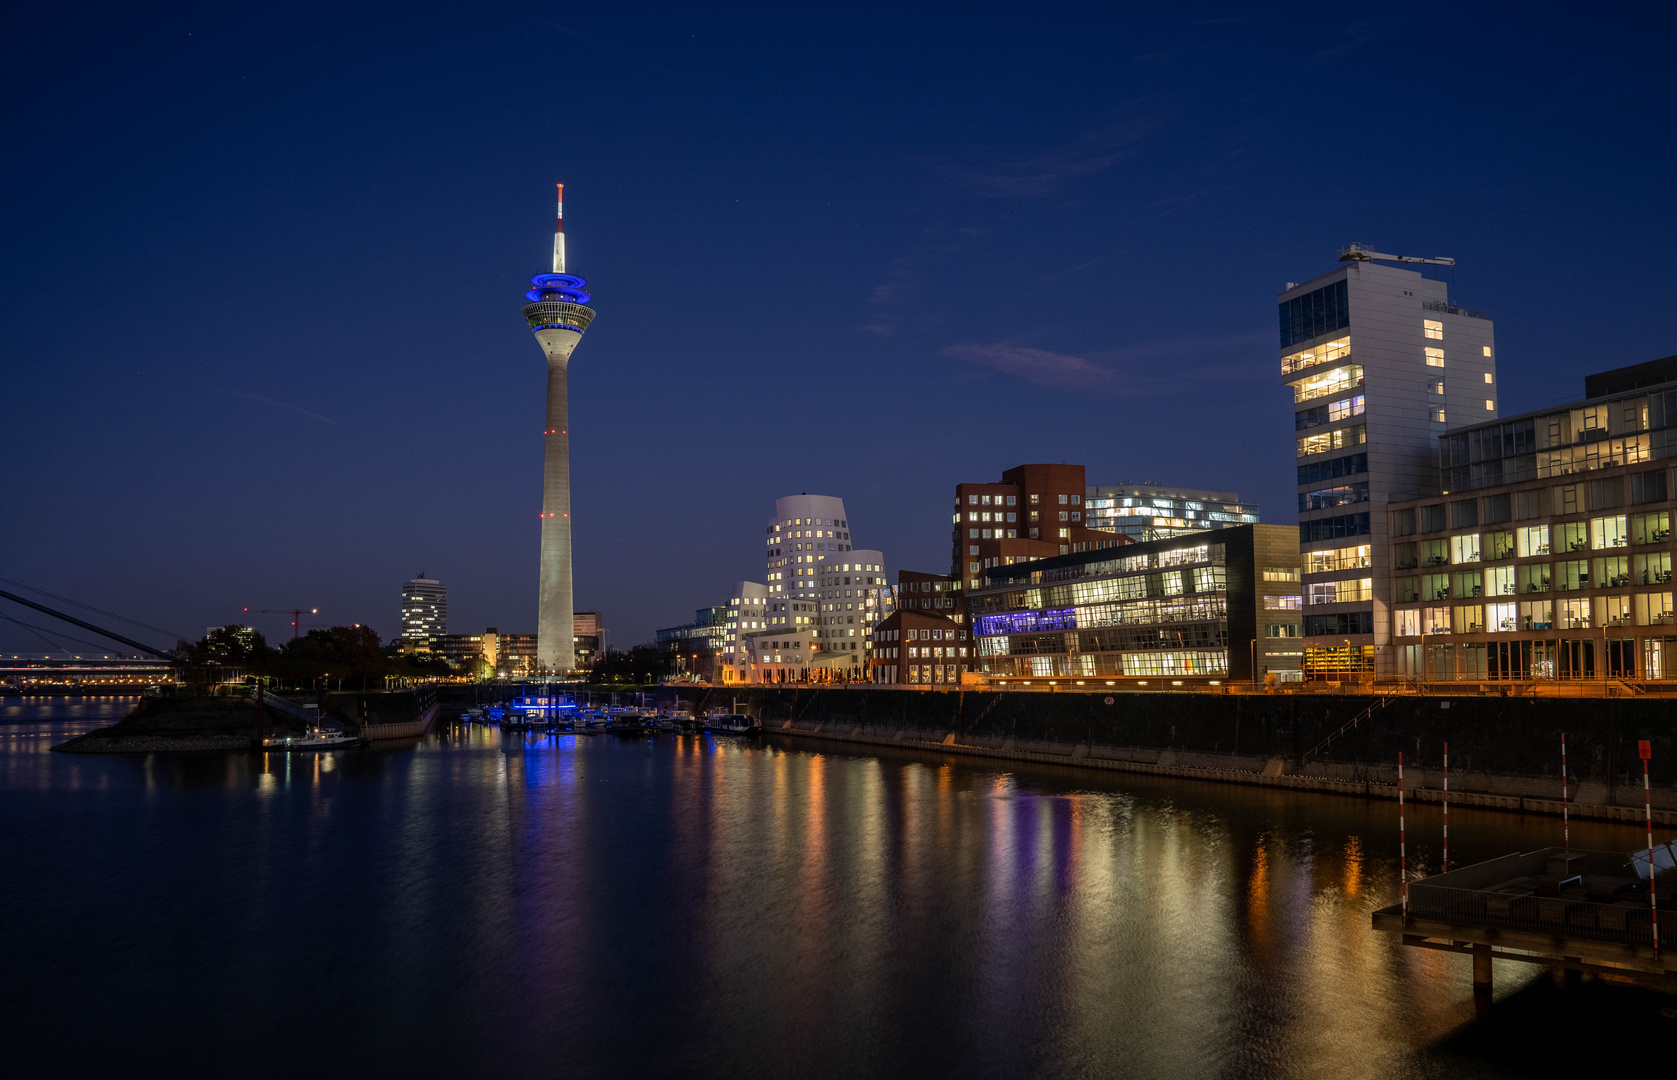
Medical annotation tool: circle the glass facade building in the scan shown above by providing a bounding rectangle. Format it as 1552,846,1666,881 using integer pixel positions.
965,524,1301,684
1388,356,1677,682
1083,483,1259,542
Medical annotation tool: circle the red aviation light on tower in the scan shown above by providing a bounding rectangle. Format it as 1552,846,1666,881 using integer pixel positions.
553,182,566,274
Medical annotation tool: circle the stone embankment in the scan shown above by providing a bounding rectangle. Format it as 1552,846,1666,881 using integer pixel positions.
54,731,256,754
763,719,1677,826
662,685,1677,824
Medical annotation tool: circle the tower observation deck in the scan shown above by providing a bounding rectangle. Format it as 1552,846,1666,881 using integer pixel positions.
522,184,597,673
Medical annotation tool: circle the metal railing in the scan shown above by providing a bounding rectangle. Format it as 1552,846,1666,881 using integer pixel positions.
1409,882,1654,947
1300,692,1394,763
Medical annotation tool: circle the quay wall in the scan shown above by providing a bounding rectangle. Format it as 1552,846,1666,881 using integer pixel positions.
666,686,1677,817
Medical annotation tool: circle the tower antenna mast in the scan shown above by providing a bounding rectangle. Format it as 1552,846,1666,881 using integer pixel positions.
553,183,565,274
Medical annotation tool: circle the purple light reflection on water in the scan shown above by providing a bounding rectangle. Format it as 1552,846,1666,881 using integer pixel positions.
0,701,1670,1079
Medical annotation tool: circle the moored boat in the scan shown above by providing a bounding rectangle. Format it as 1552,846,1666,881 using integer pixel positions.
267,726,364,751
700,710,760,735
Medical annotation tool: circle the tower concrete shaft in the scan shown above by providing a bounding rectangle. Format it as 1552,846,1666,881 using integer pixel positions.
521,202,596,673
535,328,579,672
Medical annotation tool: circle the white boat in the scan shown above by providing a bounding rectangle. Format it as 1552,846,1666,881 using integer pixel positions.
267,727,364,751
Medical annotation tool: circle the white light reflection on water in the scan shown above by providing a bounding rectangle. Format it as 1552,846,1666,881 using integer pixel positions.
3,707,1676,1079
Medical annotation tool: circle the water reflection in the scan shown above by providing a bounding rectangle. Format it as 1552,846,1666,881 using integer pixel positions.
1,706,1671,1078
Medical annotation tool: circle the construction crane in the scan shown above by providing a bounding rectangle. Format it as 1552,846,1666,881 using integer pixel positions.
1338,243,1455,267
243,607,318,640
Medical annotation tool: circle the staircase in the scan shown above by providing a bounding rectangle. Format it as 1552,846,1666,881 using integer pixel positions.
1301,693,1395,764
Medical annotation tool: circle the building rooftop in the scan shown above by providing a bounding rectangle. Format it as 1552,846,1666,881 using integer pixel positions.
1584,354,1677,400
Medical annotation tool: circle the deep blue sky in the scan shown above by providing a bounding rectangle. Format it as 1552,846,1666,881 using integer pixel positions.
4,3,1675,652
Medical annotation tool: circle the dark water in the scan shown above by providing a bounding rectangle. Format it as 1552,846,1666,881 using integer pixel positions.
3,697,1673,1079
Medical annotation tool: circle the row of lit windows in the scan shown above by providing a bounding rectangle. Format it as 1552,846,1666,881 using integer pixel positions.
962,492,1083,507
1394,593,1674,635
1305,544,1372,574
1401,553,1672,600
1396,515,1672,571
1305,578,1373,605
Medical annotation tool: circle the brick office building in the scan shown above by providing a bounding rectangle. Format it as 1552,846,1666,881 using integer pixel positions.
870,609,975,686
952,463,1132,590
889,570,972,682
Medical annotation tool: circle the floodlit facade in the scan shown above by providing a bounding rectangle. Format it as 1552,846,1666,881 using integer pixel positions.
764,494,858,603
811,548,892,679
728,494,892,683
966,524,1302,685
400,574,447,648
1084,483,1259,542
1388,355,1677,682
1282,259,1497,678
716,582,770,683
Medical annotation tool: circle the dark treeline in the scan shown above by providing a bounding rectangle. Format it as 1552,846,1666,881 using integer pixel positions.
174,624,455,690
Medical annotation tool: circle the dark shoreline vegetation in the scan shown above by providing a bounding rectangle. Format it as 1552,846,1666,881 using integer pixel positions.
176,624,454,689
49,690,426,753
52,695,285,753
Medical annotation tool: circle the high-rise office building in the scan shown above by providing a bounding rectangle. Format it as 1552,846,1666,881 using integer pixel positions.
573,611,605,670
1282,249,1496,677
520,184,597,672
1084,483,1260,542
400,574,447,647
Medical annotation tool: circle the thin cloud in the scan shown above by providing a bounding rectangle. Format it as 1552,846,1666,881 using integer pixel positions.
858,225,983,336
940,97,1176,199
1310,19,1391,64
945,330,1277,397
1031,256,1109,288
222,390,339,425
943,343,1115,390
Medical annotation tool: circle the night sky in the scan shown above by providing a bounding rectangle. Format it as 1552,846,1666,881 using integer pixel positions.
4,4,1675,652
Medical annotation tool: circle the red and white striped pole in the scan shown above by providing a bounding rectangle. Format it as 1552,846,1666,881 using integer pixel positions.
1561,732,1570,853
1641,740,1659,957
1442,741,1450,872
1399,751,1408,918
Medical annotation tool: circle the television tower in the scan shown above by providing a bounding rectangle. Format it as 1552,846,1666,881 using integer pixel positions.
521,184,597,673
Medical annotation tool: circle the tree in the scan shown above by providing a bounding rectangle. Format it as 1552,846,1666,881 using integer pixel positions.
272,625,392,689
589,645,674,685
171,625,276,685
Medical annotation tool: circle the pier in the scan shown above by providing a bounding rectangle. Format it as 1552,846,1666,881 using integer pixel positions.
1372,847,1677,987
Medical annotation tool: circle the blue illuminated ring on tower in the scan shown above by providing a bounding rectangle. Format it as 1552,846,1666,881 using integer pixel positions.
525,287,592,304
526,272,591,305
